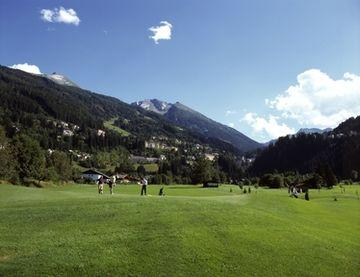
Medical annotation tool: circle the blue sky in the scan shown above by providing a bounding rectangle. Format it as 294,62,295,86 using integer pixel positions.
1,0,359,142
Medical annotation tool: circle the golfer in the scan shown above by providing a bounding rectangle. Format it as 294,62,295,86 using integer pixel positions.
140,177,148,196
109,175,116,195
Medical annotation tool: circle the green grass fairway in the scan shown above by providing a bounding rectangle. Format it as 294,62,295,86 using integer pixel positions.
0,184,359,276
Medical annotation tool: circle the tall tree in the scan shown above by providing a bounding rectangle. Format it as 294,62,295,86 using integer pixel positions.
47,151,73,181
191,157,214,184
323,165,338,188
0,126,16,180
13,134,45,180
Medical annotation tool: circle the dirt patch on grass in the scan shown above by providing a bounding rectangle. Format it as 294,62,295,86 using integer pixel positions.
0,255,11,262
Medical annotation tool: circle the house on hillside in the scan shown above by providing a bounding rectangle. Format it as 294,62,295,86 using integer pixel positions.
204,153,218,161
130,155,159,164
81,169,110,182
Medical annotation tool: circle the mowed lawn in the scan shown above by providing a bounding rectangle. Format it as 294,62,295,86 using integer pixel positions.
0,184,359,276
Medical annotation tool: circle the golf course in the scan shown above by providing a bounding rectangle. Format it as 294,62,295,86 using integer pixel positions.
0,183,359,276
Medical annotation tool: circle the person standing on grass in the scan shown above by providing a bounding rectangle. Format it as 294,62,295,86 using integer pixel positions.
159,186,164,196
98,176,105,194
141,177,148,196
292,186,299,198
109,175,116,195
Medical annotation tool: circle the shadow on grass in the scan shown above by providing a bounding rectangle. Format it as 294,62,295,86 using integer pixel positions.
167,186,202,190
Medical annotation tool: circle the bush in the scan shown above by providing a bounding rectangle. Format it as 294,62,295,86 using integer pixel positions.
259,173,284,188
304,173,323,189
259,174,272,187
44,166,59,181
137,165,146,176
251,177,259,186
351,170,358,181
272,175,284,188
161,174,172,185
151,174,164,184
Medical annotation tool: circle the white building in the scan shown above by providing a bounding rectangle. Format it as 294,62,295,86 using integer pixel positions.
81,169,110,182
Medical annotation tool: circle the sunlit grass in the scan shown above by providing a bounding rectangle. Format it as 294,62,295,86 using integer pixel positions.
0,184,359,276
104,117,130,136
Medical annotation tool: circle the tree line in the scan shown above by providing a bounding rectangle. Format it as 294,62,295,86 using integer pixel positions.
250,117,360,181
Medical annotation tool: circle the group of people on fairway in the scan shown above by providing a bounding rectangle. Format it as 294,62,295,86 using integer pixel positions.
289,186,301,198
97,175,150,196
97,175,116,195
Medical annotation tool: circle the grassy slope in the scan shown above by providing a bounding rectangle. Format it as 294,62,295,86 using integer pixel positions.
0,184,359,276
74,163,159,175
104,117,130,136
134,163,159,173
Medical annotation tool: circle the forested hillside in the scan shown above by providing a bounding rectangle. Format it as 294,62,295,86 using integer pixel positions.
250,116,360,179
0,66,246,184
133,99,261,152
0,66,245,153
1,65,358,186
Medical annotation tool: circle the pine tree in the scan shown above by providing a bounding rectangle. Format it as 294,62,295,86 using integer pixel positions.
0,126,16,180
324,165,338,188
191,157,213,184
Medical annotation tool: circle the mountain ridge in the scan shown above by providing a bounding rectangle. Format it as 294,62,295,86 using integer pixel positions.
0,65,245,158
297,127,332,135
133,99,261,152
44,72,79,87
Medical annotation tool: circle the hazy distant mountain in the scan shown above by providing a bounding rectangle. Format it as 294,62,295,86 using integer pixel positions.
133,99,261,152
44,72,79,87
251,116,360,179
297,128,332,134
264,127,333,146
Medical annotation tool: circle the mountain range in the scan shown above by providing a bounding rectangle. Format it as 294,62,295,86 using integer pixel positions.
1,65,358,181
2,65,346,157
0,65,245,158
1,67,261,153
132,99,260,152
264,127,333,146
297,128,332,135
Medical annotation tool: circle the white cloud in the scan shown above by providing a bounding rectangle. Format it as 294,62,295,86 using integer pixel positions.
40,9,54,22
228,123,235,128
40,7,80,26
225,110,237,116
149,21,172,44
242,113,295,140
268,69,360,128
9,63,42,75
